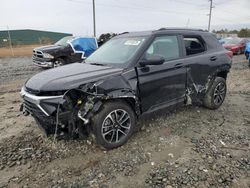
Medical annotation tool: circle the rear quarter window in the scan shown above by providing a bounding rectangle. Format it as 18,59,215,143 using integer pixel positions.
183,36,206,56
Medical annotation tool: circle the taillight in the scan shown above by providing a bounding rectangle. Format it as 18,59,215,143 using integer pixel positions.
226,50,233,59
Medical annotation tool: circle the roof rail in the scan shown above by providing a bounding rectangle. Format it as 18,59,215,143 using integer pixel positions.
156,27,205,32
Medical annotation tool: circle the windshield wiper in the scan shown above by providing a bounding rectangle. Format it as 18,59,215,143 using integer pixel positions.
90,63,106,66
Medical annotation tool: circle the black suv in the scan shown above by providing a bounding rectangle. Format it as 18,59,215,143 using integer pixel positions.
21,28,232,149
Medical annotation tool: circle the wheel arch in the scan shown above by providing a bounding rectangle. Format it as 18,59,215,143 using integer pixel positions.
104,96,140,117
203,67,229,98
54,56,68,62
216,70,228,80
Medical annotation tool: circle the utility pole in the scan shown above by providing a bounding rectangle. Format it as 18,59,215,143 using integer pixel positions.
7,26,14,56
186,18,190,28
92,0,96,37
208,0,214,32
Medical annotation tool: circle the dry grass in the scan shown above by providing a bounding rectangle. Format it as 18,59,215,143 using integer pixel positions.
0,45,43,57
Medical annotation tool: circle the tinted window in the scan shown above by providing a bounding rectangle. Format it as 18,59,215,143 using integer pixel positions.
184,36,206,56
145,36,180,61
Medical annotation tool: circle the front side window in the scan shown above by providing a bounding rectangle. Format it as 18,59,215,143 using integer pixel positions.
184,36,206,56
144,35,180,62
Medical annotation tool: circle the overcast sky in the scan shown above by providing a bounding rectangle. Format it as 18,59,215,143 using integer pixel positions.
1,0,250,36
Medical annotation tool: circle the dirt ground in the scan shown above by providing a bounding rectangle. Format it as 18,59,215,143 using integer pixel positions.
0,45,42,58
0,55,249,188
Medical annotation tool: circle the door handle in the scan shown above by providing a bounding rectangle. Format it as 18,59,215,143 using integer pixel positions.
210,56,217,61
174,63,183,69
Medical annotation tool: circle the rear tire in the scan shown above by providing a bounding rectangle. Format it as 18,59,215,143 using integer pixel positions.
248,59,250,68
203,77,227,110
92,101,136,149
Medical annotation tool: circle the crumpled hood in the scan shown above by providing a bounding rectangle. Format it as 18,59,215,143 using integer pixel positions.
25,63,123,92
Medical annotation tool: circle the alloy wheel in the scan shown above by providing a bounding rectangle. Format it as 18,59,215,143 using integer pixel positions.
101,109,131,143
213,82,226,105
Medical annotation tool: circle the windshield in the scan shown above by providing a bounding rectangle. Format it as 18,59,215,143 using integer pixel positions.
223,38,240,45
85,37,146,67
55,36,74,47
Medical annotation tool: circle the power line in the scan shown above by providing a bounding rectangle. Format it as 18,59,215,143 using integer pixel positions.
213,2,250,20
65,0,207,16
170,0,208,7
64,0,250,30
215,9,250,20
213,16,237,24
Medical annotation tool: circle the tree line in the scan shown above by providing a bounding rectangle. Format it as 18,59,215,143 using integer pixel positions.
212,28,250,37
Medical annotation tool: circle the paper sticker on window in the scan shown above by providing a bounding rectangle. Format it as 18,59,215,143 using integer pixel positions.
124,40,141,46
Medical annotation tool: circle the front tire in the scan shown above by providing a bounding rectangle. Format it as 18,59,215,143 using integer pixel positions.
203,77,227,109
53,58,65,68
92,101,136,149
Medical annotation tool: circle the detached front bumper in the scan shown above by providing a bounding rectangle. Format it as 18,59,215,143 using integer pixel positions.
20,87,87,137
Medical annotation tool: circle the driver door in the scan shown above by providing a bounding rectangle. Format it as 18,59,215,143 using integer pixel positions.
137,35,187,113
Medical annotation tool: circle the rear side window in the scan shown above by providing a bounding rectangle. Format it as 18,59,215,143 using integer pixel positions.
184,36,206,56
145,35,180,61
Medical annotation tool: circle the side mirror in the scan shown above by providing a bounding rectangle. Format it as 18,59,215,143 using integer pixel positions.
139,55,165,66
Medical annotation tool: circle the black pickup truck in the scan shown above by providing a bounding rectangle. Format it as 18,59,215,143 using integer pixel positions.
33,36,98,68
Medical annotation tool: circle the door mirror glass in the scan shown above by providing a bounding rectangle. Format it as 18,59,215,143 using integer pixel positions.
139,55,165,66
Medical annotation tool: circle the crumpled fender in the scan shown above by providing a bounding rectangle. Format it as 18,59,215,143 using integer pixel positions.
66,74,140,124
92,75,140,115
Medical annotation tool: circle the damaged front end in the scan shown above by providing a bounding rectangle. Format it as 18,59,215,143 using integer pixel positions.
20,77,139,139
20,87,101,139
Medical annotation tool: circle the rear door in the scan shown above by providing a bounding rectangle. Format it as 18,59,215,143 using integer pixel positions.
181,35,213,89
137,35,187,113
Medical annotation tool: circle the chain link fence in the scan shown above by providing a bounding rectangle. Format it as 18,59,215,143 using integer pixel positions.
0,28,72,57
